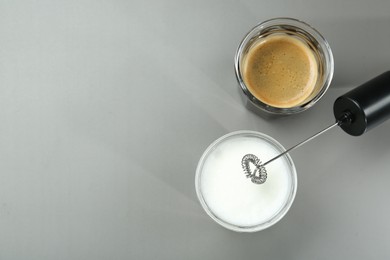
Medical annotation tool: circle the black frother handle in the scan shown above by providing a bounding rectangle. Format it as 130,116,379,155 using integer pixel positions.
333,71,390,136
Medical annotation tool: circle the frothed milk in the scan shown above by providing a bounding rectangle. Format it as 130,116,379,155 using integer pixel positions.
242,34,318,108
196,132,296,231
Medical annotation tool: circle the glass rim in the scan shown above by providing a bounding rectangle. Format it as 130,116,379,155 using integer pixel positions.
195,130,298,232
234,17,334,115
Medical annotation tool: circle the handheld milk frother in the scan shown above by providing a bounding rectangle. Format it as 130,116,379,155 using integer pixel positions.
243,71,390,184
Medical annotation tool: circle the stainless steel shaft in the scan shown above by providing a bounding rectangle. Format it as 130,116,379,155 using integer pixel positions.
261,121,340,167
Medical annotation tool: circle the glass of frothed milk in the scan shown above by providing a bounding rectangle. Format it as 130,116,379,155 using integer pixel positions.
195,131,297,232
235,18,334,115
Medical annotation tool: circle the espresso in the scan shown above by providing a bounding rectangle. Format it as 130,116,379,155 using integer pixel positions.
242,34,318,108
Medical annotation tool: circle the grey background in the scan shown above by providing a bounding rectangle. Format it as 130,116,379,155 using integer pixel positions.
1,0,390,259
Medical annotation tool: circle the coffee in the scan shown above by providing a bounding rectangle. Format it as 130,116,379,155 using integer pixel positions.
242,34,318,108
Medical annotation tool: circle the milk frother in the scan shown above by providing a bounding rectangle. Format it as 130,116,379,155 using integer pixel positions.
243,71,390,184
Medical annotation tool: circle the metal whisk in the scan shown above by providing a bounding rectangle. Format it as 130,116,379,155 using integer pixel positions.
242,71,390,184
241,120,341,184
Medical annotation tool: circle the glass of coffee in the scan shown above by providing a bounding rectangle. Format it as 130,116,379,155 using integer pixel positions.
235,18,334,115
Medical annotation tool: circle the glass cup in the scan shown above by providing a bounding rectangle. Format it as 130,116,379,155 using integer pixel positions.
234,18,334,115
195,131,297,232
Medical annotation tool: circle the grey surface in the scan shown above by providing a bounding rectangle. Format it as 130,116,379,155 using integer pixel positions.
1,0,390,259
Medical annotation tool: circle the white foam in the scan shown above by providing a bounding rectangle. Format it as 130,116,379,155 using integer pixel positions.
198,133,295,228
